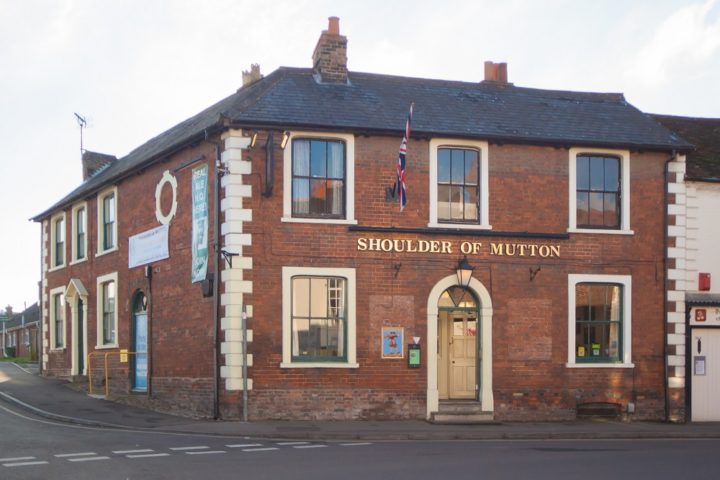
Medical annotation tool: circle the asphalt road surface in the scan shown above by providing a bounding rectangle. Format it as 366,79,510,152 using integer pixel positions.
0,400,719,480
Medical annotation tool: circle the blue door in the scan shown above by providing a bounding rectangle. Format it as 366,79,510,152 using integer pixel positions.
133,312,148,391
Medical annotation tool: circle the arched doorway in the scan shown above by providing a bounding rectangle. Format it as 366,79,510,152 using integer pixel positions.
426,275,493,419
132,291,148,392
437,286,479,399
65,279,88,377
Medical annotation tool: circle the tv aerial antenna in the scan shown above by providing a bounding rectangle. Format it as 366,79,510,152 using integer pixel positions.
74,112,87,158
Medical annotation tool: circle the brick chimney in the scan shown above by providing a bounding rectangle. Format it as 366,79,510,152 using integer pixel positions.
483,61,509,84
82,150,116,181
242,64,263,88
312,16,348,84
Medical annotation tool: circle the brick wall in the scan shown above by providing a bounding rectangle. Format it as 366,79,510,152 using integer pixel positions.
237,132,669,421
42,141,218,417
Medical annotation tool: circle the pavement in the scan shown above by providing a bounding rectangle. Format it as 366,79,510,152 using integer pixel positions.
1,361,720,441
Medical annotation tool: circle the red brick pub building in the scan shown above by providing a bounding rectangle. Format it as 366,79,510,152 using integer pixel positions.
34,18,692,422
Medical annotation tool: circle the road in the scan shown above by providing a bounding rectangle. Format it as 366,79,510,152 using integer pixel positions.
0,400,719,480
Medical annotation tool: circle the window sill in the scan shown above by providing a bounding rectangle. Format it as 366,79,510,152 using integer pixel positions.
48,264,66,273
49,348,65,353
566,362,635,369
567,228,634,236
428,222,492,231
94,344,119,350
69,258,87,266
280,362,359,369
281,217,358,225
96,246,119,258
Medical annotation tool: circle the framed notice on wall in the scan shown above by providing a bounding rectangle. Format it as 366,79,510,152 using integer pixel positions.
381,327,404,359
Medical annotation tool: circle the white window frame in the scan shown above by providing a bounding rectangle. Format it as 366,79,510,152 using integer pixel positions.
568,147,633,235
428,138,491,230
49,286,66,351
97,186,118,256
567,274,633,368
282,131,357,225
96,272,119,349
71,202,88,264
281,266,358,368
49,212,66,271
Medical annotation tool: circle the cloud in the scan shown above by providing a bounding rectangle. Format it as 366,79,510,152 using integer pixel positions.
628,0,720,87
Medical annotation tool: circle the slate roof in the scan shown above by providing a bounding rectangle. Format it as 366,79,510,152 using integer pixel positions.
33,67,693,220
3,303,39,330
651,114,720,181
686,293,720,306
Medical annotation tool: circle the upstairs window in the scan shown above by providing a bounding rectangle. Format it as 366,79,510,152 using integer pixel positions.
576,155,620,229
568,148,631,234
429,139,490,229
72,204,87,262
97,188,118,255
103,194,115,250
291,139,346,218
54,216,65,267
437,147,480,223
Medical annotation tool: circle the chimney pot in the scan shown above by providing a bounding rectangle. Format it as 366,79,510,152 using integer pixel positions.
328,16,340,35
483,61,509,84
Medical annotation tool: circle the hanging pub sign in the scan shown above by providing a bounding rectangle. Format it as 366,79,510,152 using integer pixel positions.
191,164,209,283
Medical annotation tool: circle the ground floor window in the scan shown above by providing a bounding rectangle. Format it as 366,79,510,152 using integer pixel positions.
567,274,632,367
281,266,358,368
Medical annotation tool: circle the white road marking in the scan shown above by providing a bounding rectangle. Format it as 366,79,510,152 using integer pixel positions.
0,457,35,462
186,451,226,455
226,443,263,448
10,363,35,374
68,456,111,462
113,449,155,454
276,441,309,446
169,446,209,451
242,447,279,452
3,461,49,467
293,444,327,449
126,453,171,459
54,452,97,458
340,442,373,446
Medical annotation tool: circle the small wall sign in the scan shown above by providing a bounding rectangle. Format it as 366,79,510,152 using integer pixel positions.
694,356,706,376
408,344,421,368
381,327,404,359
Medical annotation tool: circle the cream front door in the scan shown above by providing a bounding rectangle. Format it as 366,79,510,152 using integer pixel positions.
448,313,477,399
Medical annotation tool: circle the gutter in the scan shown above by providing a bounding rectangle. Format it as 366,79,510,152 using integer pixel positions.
207,131,223,420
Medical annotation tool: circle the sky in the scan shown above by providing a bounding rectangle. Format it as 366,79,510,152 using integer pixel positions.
0,0,719,312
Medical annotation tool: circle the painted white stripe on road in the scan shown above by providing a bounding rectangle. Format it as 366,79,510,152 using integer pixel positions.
3,461,49,467
276,441,309,446
0,457,35,462
68,456,110,463
293,444,327,449
126,453,171,459
113,449,155,454
242,447,279,452
54,452,97,458
340,442,372,446
169,446,209,451
226,443,263,448
186,451,226,455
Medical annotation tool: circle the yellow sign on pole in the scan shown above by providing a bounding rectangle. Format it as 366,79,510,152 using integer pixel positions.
120,349,128,363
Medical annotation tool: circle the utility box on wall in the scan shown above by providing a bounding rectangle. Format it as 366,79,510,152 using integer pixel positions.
699,272,711,291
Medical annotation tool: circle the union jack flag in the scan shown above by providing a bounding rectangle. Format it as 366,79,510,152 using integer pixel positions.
395,103,413,211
